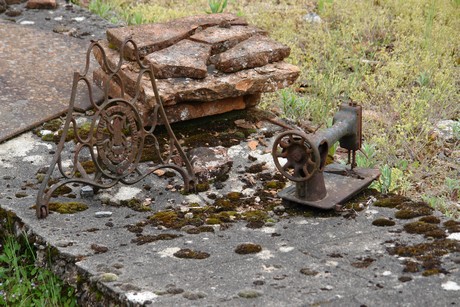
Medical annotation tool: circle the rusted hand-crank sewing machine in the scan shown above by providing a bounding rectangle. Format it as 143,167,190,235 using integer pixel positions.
271,103,380,209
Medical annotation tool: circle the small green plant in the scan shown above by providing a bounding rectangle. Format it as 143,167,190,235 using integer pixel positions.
416,71,431,87
356,142,377,168
378,164,392,194
0,234,76,306
207,0,228,14
88,0,114,20
445,177,459,201
318,0,333,13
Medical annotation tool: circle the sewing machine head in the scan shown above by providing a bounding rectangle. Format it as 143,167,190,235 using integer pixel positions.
272,103,380,209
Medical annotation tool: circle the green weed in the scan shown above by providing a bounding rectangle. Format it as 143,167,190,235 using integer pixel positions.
207,0,228,13
0,234,76,306
88,0,114,20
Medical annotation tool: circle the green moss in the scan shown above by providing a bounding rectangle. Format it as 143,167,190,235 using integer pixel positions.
197,225,215,233
195,182,210,192
388,239,459,276
372,218,396,227
42,119,62,131
419,216,440,224
214,198,237,211
15,192,28,198
81,160,96,174
243,210,268,222
394,202,433,219
148,211,183,228
264,180,286,190
403,221,440,235
173,248,210,259
41,133,55,142
121,198,151,212
235,243,262,254
246,163,265,174
205,218,221,225
444,220,460,233
131,233,181,245
48,202,88,214
226,192,242,200
422,269,441,276
51,185,72,197
373,195,411,208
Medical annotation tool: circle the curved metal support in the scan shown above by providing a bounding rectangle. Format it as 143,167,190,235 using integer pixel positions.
36,39,196,219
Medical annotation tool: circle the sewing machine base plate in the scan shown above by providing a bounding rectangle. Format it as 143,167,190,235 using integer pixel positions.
278,164,380,209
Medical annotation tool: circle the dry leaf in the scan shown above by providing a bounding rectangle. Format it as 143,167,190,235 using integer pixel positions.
234,119,256,129
153,169,165,177
248,140,258,151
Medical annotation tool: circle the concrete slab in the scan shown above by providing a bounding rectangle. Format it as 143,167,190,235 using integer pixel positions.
0,112,459,306
0,22,102,143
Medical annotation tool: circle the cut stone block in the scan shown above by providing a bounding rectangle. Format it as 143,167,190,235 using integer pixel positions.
145,39,211,79
107,13,247,60
215,35,291,73
93,41,299,106
26,0,57,9
92,68,260,125
190,25,267,55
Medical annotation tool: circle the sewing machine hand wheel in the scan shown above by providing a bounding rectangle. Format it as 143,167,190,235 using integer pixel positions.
272,130,321,182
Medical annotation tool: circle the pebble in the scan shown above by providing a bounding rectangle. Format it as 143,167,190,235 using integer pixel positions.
99,273,118,282
95,211,112,218
184,212,194,219
80,185,94,198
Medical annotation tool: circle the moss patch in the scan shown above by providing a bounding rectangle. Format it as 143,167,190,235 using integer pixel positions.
51,185,72,197
120,198,151,212
48,202,88,214
173,248,210,259
444,220,460,233
394,201,433,219
403,221,446,238
235,243,262,254
388,239,459,276
372,218,395,227
373,195,411,208
131,234,181,245
419,216,441,224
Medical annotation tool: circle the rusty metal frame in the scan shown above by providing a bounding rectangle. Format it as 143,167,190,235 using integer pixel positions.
36,39,196,219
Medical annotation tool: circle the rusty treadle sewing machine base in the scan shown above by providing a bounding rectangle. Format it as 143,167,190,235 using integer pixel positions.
36,39,196,219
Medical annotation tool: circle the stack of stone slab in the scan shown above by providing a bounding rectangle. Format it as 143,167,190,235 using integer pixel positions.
93,13,300,124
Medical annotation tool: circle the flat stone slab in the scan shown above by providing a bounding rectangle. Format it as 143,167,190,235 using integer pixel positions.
0,116,459,306
92,68,259,124
190,25,267,55
26,0,56,9
145,39,211,79
0,21,101,143
107,13,248,60
93,41,299,106
215,35,291,73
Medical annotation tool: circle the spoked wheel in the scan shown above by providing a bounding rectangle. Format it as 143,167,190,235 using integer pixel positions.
272,130,320,182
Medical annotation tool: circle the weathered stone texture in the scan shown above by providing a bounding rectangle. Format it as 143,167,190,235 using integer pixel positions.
215,35,291,73
145,39,211,79
95,13,298,123
107,13,247,60
93,42,299,106
5,0,20,4
93,68,259,125
26,0,57,9
190,25,267,55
